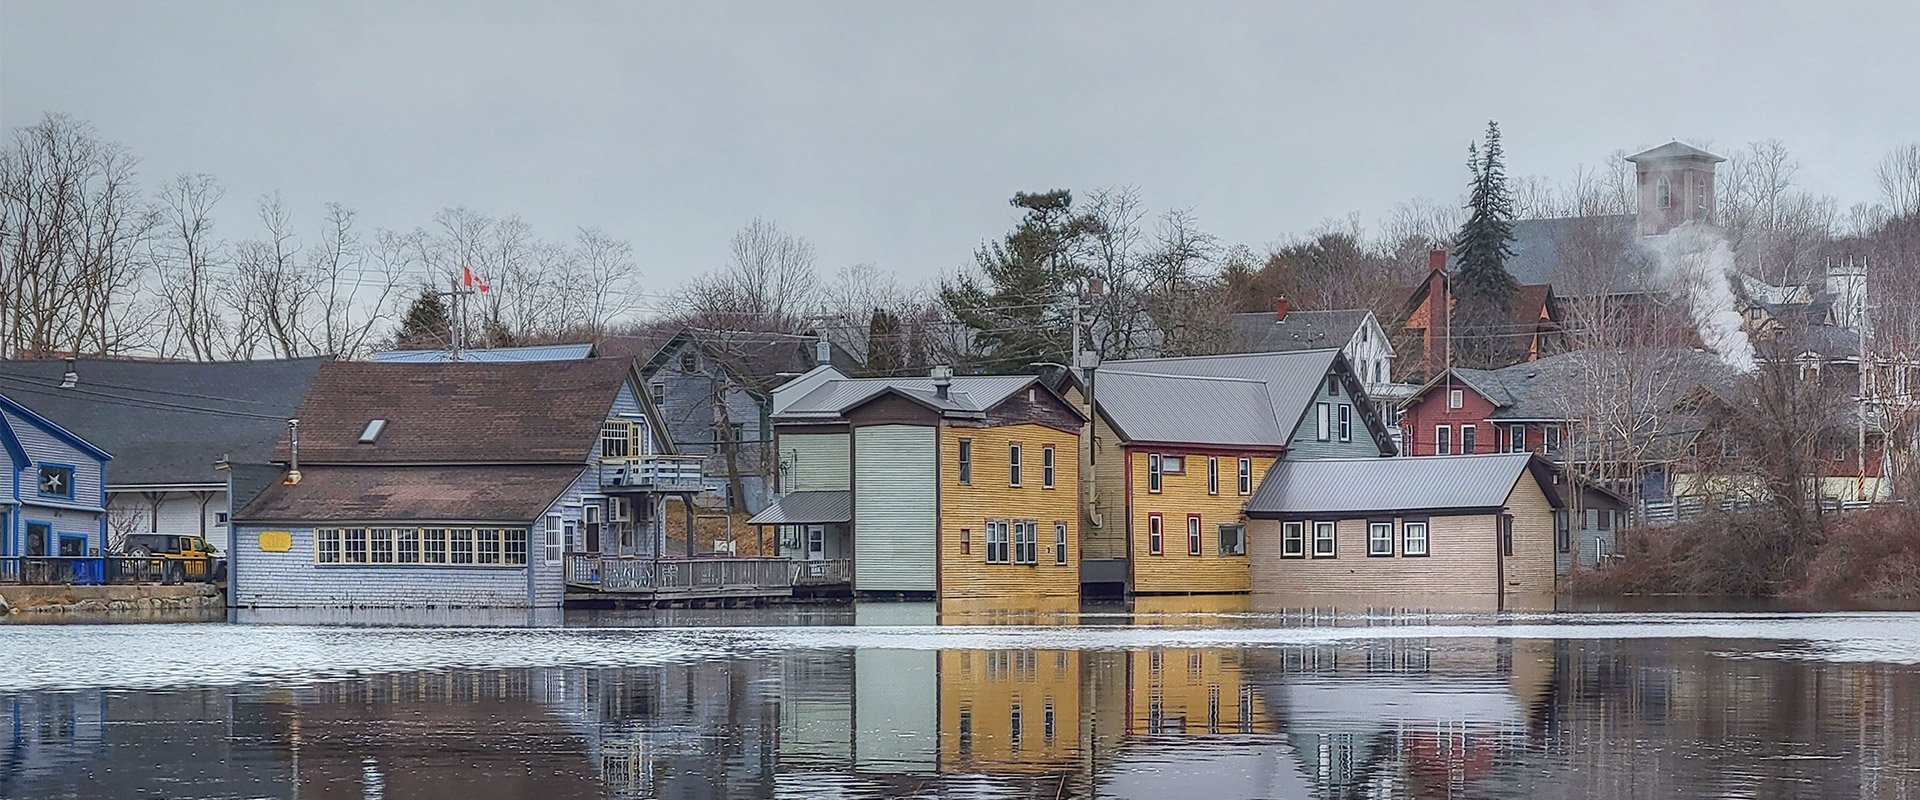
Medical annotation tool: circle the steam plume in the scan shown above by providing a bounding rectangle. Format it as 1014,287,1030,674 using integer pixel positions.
1647,222,1757,372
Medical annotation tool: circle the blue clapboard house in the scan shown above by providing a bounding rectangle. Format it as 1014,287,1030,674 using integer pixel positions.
0,393,112,572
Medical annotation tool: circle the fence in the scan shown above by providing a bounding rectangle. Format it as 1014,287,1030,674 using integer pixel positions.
0,556,221,586
1641,495,1893,526
564,554,795,595
790,559,852,587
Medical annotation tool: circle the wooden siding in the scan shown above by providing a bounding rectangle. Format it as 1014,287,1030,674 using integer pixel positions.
1247,474,1557,599
853,424,937,592
938,423,1080,601
854,644,938,772
1085,412,1128,560
983,384,1083,433
644,339,772,508
1284,372,1386,459
939,648,1081,773
1124,647,1273,735
779,432,850,492
1128,448,1276,594
230,524,538,608
1399,380,1501,456
3,403,107,556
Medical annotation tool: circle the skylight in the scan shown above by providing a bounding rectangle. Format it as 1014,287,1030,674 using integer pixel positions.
359,419,387,444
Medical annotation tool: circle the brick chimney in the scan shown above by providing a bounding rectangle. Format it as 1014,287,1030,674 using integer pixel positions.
1426,251,1450,374
1275,295,1291,322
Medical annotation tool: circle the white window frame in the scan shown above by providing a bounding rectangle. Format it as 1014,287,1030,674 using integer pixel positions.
1338,404,1352,443
1311,521,1337,558
1316,402,1331,441
1148,453,1163,493
1281,521,1305,558
1509,424,1528,453
1217,523,1246,556
600,421,631,459
1403,521,1429,556
1435,425,1452,455
1448,388,1464,409
1042,445,1055,489
544,514,563,564
1206,457,1218,495
1238,458,1252,495
1009,443,1023,487
958,438,972,485
1014,520,1038,565
1054,521,1068,566
986,520,1010,564
1462,424,1477,455
1367,522,1393,556
1186,514,1202,557
1148,514,1164,555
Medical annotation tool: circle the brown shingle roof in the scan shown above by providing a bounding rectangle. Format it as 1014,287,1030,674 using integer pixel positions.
282,360,632,465
237,465,586,523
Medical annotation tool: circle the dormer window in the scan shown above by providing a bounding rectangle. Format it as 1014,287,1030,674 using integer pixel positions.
358,419,387,444
681,350,698,373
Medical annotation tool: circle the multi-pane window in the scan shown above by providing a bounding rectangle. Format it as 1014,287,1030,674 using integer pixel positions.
600,421,631,458
1462,425,1477,454
1238,458,1252,495
1014,521,1037,565
986,520,1010,564
958,439,972,484
1185,515,1202,556
1281,521,1305,557
1403,522,1429,556
1338,404,1352,443
1042,446,1055,489
1009,443,1023,487
1148,514,1164,555
1435,426,1452,455
960,527,972,556
1207,457,1219,495
1148,454,1163,493
1217,524,1245,556
1312,521,1337,557
317,526,531,567
544,515,563,564
1054,522,1068,565
1368,522,1393,556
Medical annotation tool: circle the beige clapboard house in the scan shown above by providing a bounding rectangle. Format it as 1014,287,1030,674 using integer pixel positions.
1242,452,1563,604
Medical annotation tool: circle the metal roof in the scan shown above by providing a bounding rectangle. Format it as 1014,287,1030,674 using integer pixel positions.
1093,371,1284,446
370,343,595,363
1625,141,1726,163
1094,350,1343,447
1226,309,1371,354
1245,452,1554,517
747,491,851,525
776,375,1036,419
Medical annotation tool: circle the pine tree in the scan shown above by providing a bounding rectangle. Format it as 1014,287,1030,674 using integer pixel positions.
939,190,1103,373
394,285,452,349
1452,121,1521,368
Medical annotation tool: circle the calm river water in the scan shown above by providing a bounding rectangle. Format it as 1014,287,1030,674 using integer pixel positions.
3,601,1919,799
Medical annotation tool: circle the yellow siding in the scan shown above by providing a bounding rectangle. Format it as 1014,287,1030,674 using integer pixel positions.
1085,413,1129,560
1502,474,1557,597
940,649,1081,775
938,423,1081,602
1128,450,1277,594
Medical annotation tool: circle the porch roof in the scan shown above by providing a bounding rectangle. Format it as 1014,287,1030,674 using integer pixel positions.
747,491,851,526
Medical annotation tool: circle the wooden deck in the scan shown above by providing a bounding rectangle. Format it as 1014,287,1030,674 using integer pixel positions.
563,554,808,603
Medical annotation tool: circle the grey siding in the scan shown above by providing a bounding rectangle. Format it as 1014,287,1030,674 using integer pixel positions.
531,469,598,607
231,523,539,608
648,340,774,511
106,491,230,552
610,382,656,455
852,424,936,592
780,432,851,492
1285,374,1385,459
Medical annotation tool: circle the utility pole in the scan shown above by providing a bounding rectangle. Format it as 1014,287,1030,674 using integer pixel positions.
1858,256,1871,501
438,270,480,361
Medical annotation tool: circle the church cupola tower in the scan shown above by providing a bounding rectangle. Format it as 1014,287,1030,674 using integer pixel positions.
1626,141,1725,236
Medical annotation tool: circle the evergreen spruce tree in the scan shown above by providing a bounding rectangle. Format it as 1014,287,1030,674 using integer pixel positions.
394,285,452,349
939,190,1102,373
1452,121,1521,368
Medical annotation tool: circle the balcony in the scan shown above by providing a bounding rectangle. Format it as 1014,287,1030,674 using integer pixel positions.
598,455,705,493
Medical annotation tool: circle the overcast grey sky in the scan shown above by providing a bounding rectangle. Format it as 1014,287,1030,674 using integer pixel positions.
4,1,1916,301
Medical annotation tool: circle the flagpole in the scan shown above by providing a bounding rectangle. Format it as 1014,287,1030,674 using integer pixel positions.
450,269,463,362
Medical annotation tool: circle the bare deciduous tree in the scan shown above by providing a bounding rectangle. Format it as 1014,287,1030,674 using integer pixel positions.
152,173,227,360
675,218,819,333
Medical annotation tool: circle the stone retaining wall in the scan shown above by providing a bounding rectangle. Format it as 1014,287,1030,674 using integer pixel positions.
1,584,226,623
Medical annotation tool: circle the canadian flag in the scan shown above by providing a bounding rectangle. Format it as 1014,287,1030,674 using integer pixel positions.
462,266,490,292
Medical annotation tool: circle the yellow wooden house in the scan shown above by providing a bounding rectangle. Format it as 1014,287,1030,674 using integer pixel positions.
764,367,1085,606
1080,350,1395,595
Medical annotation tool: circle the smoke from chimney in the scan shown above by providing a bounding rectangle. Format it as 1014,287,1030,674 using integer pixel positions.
1646,223,1756,372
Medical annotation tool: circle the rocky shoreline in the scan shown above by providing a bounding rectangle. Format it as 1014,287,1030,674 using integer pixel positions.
1,584,227,623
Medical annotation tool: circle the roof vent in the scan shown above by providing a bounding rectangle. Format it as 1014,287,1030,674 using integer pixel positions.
59,357,77,389
359,419,388,444
930,365,953,400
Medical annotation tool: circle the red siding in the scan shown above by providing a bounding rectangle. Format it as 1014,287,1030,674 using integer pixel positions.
1400,381,1499,456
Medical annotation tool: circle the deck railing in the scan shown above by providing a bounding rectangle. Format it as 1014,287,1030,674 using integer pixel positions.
790,558,852,587
0,556,221,586
598,455,706,492
564,554,794,593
